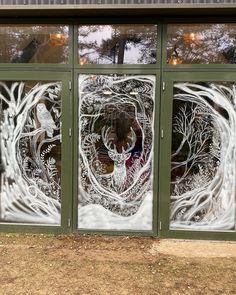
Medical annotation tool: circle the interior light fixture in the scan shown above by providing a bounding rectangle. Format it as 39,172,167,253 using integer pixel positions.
80,58,89,65
168,56,182,65
190,32,195,41
49,33,67,46
183,32,201,44
103,90,112,95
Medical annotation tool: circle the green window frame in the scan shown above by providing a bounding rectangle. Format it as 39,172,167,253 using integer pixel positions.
0,18,235,241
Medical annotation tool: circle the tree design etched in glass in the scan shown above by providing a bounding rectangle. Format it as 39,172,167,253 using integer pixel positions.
78,75,155,230
0,81,61,224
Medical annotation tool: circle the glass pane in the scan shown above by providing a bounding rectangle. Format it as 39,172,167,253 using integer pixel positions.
78,25,157,64
167,24,236,64
170,82,236,231
0,25,69,63
0,81,62,224
78,74,155,230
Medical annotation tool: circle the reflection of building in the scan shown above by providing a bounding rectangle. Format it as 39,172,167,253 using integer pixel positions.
0,1,236,241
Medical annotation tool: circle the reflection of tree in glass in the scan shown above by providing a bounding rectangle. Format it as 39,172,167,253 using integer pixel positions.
167,24,236,64
78,25,157,64
0,25,69,63
78,25,101,64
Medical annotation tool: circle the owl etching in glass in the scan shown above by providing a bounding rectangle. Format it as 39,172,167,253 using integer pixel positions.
36,103,56,138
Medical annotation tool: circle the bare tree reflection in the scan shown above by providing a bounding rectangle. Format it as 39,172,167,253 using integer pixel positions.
0,25,69,64
78,25,157,64
167,24,236,64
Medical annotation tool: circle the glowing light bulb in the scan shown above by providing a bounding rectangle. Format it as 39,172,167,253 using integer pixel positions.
168,56,182,65
190,32,195,41
80,58,88,66
49,33,67,46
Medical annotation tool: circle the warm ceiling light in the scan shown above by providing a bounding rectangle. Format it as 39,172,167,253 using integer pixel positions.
49,33,67,46
183,32,200,44
103,90,112,95
168,56,182,65
80,58,88,65
190,32,195,41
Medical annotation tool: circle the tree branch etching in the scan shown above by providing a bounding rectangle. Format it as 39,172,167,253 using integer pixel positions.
171,83,236,230
0,81,61,223
78,75,155,230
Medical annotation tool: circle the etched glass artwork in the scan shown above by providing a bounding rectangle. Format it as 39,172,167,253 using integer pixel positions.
170,82,236,230
78,74,155,230
0,25,69,63
78,25,157,64
0,81,61,224
167,24,236,64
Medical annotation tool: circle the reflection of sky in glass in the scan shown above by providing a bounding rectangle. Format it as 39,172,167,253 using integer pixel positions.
78,25,157,64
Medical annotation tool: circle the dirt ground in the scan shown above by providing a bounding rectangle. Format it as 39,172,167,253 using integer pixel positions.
0,234,235,295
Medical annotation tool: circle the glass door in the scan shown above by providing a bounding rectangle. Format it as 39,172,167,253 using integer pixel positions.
75,22,160,234
160,72,236,238
0,71,72,230
76,73,159,232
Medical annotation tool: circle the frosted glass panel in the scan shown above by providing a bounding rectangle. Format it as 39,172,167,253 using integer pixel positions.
0,81,61,224
78,74,155,231
170,82,236,231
